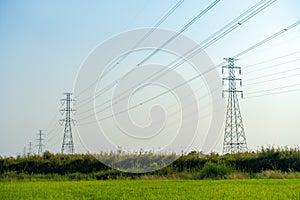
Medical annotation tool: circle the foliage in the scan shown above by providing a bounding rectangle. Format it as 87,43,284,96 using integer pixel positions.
1,147,300,180
198,162,232,179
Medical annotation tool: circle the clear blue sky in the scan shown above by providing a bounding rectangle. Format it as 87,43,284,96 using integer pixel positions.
0,0,300,156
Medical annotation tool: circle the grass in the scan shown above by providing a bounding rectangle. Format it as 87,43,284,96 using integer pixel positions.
1,179,300,199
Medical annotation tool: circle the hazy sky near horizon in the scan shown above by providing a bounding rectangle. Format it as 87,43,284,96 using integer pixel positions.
0,0,300,156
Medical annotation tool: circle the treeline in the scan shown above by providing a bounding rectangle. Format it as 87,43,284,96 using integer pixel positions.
0,152,108,175
0,147,300,179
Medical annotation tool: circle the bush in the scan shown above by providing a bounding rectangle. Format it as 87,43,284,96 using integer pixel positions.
199,162,232,179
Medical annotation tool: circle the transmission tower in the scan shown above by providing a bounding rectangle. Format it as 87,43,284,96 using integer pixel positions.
28,142,33,155
23,147,26,157
37,130,44,155
60,92,75,154
222,58,247,154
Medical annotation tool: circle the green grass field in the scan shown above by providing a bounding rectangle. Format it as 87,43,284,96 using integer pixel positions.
1,179,300,199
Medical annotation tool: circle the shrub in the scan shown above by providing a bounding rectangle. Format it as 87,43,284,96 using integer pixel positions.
199,162,232,179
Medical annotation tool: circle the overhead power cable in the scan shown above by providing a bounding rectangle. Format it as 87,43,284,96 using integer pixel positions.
103,0,185,76
213,20,300,69
137,0,221,66
243,50,300,69
245,88,300,99
74,0,185,99
244,58,300,74
234,20,300,58
75,0,220,107
76,0,276,117
246,83,300,95
245,67,300,82
77,20,300,124
244,73,300,87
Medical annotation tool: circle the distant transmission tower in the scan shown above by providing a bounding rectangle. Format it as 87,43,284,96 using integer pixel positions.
37,130,44,155
60,92,75,154
28,142,33,155
222,58,247,154
23,147,26,157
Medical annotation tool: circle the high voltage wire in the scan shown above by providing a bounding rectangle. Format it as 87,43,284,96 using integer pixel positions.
47,123,62,139
213,20,300,70
77,59,300,125
132,0,276,92
136,83,223,126
18,2,300,155
77,20,300,125
168,61,300,118
76,0,273,109
45,112,59,131
81,57,298,125
39,1,186,153
77,16,284,122
244,73,300,87
34,3,298,154
243,50,300,69
74,0,185,100
246,83,300,95
162,0,277,70
243,58,300,74
198,0,271,46
123,0,151,30
233,20,300,58
201,0,277,49
245,67,300,82
245,88,300,99
102,0,185,77
42,0,184,152
75,0,219,107
44,102,67,139
137,0,221,66
76,0,276,117
75,81,118,110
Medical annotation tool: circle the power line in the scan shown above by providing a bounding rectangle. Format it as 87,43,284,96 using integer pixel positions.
245,73,300,87
45,112,60,132
77,65,300,126
159,0,277,72
75,0,221,108
244,67,300,83
202,0,277,49
213,20,300,70
136,0,276,89
74,0,185,100
137,0,221,66
198,0,271,46
245,88,300,99
246,83,300,96
243,50,300,69
244,59,300,74
76,0,276,117
47,122,61,137
77,20,299,124
233,20,300,58
103,0,185,77
156,65,300,126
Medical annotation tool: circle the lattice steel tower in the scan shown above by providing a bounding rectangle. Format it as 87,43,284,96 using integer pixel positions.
28,142,33,155
37,130,44,155
222,58,247,154
60,92,75,154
